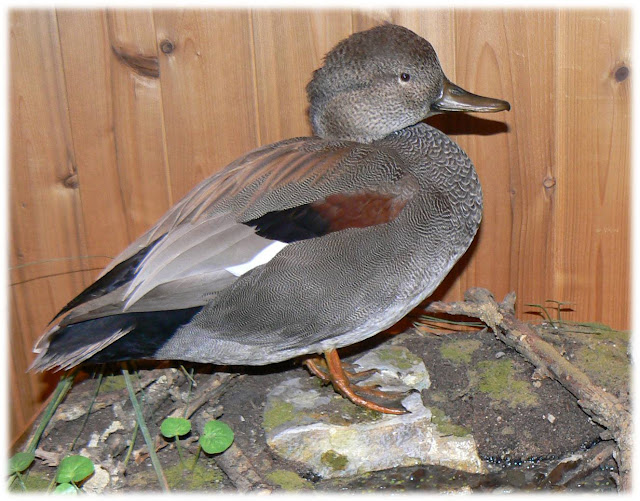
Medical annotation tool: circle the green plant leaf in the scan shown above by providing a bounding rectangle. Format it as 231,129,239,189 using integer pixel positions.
9,451,35,474
199,420,234,454
53,482,77,494
56,455,95,484
160,417,192,438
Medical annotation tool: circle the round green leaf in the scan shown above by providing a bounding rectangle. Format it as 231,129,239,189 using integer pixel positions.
199,420,234,454
53,482,77,494
9,452,35,474
160,417,192,438
56,455,95,484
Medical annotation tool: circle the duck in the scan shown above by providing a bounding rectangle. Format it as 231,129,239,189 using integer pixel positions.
31,24,510,414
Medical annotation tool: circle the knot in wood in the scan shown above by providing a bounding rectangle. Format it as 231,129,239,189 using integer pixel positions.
614,65,629,83
62,173,79,189
543,175,556,189
160,39,175,54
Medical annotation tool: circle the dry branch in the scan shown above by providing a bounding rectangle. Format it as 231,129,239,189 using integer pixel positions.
214,443,272,493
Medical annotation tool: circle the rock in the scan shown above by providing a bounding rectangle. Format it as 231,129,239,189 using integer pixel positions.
263,344,486,479
82,465,110,493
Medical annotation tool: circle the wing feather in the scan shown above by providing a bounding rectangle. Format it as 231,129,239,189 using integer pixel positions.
42,136,413,341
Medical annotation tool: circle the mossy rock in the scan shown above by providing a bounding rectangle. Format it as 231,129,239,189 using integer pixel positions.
262,400,301,433
321,450,349,472
430,407,471,437
376,345,423,370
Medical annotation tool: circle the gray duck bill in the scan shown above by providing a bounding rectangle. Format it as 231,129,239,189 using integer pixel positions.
431,78,511,113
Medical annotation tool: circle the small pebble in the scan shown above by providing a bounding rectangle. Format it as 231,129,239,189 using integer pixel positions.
495,351,505,359
546,413,556,424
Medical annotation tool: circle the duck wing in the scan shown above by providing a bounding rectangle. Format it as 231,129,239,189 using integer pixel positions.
32,136,416,371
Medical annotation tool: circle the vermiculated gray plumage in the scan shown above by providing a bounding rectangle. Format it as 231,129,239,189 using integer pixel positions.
31,24,508,375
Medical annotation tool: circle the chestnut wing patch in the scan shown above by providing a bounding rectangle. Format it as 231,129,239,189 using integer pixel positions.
244,190,409,243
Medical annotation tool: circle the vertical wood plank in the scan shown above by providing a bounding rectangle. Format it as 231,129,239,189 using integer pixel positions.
442,10,515,304
9,9,88,438
251,10,352,144
555,10,630,328
153,9,259,200
57,9,171,250
56,10,130,258
106,9,173,237
500,10,558,321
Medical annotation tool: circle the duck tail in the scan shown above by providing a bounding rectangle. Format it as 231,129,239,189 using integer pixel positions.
29,307,203,372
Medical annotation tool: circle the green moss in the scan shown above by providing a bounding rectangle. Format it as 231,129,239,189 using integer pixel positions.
328,396,383,424
541,322,630,395
575,339,629,393
164,459,225,490
321,450,349,471
98,374,127,393
430,407,471,437
376,346,422,370
440,340,482,365
266,469,314,491
262,400,300,432
476,360,538,408
9,471,51,492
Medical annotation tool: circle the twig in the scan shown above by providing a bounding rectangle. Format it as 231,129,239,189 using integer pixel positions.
34,448,63,466
426,288,631,491
170,373,242,420
540,441,616,488
214,443,272,493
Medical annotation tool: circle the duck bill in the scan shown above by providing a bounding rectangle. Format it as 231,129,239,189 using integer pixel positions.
431,78,510,113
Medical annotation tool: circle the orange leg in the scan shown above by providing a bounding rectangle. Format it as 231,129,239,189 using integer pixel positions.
322,349,408,415
303,355,378,383
303,356,331,382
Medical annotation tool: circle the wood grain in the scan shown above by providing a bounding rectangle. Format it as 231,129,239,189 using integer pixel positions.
442,10,515,305
9,10,89,439
554,10,630,326
251,10,352,144
500,10,558,322
9,9,631,442
106,9,173,240
153,10,260,200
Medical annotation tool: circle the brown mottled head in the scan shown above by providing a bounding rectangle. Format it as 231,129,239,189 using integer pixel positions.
307,24,510,143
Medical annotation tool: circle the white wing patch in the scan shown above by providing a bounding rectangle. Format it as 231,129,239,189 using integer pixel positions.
225,241,289,277
120,213,291,311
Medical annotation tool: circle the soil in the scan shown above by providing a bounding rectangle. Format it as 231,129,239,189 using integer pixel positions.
10,318,627,493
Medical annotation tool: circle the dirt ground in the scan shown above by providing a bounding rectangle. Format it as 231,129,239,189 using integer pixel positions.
10,318,627,493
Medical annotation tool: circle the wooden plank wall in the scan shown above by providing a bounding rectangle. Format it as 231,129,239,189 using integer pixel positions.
9,9,630,441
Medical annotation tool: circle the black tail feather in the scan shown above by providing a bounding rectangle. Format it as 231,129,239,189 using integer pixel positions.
34,306,203,371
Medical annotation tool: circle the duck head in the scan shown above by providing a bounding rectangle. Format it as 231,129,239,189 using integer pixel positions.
307,24,510,143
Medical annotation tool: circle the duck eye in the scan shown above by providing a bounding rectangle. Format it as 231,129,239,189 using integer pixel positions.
400,73,411,82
